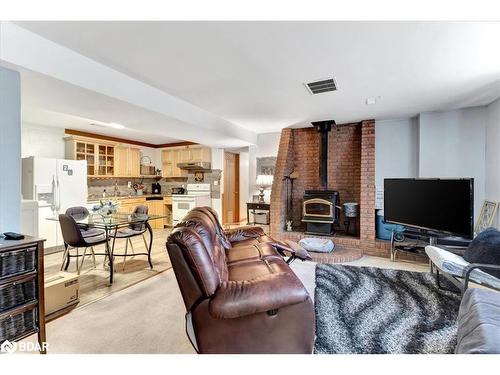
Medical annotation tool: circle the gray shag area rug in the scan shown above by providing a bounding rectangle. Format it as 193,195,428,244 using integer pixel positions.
314,264,461,354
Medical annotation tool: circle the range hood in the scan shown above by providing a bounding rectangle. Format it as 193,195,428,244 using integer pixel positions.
177,161,211,171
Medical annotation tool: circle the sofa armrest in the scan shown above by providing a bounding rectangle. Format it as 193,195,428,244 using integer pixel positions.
278,240,312,261
463,263,500,291
224,226,266,243
209,272,309,319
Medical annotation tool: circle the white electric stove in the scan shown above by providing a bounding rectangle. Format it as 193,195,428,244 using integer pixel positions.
172,183,211,225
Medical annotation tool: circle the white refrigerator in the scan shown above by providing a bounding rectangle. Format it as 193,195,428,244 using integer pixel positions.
22,157,88,249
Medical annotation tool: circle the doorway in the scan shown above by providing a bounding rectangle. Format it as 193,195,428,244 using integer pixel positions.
223,151,240,224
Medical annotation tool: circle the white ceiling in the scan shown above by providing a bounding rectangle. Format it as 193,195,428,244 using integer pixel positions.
20,69,184,144
13,21,500,135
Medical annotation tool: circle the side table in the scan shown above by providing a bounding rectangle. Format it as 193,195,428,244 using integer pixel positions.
246,202,271,225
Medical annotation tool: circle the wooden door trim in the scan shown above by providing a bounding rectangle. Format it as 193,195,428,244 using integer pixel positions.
222,151,240,225
234,153,240,223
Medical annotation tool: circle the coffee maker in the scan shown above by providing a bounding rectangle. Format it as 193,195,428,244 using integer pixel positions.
152,181,161,194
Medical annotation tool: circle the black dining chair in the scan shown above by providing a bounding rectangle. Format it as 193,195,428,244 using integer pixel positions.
112,205,150,270
65,206,106,238
59,214,111,275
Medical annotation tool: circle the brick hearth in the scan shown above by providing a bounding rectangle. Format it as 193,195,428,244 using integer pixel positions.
270,119,392,258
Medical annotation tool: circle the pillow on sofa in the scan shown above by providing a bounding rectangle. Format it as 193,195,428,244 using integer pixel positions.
463,227,500,278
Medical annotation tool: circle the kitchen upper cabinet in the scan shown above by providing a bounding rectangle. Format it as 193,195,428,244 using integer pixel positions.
189,146,211,163
66,137,115,177
116,145,141,177
161,145,211,178
128,148,141,177
161,149,181,178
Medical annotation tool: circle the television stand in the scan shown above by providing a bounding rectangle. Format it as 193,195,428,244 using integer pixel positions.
390,228,430,262
390,228,470,263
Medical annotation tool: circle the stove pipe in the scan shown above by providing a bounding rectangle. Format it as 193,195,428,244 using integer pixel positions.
312,120,335,190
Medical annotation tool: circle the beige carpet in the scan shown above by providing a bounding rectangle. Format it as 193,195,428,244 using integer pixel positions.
22,255,427,354
24,269,195,354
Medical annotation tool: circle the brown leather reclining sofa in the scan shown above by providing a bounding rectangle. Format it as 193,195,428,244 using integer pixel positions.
166,207,315,354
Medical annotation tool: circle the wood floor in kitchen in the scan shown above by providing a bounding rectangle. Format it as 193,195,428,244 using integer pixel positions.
43,228,173,315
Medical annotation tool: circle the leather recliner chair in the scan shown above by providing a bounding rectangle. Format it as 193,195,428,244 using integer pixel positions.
166,207,315,354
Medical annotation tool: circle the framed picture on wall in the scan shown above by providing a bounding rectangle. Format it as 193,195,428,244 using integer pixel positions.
475,201,499,235
256,157,277,176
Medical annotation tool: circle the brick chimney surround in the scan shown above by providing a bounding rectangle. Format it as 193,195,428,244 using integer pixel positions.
269,119,398,260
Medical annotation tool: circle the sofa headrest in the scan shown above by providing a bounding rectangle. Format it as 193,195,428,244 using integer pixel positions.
168,226,221,297
169,207,229,296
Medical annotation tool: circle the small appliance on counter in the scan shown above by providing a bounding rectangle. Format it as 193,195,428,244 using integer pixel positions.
171,187,185,195
152,181,161,195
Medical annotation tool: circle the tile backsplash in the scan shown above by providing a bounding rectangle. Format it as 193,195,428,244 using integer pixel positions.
87,169,222,199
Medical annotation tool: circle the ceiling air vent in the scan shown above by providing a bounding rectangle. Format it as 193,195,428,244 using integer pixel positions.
305,78,338,95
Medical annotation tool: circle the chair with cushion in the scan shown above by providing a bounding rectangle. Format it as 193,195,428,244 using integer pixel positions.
166,206,315,354
425,227,500,294
65,206,105,238
112,205,150,270
59,214,111,275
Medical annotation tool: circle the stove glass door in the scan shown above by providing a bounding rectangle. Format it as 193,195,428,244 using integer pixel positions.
303,198,333,217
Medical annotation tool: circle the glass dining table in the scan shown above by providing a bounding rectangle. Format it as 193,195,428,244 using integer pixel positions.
47,212,167,284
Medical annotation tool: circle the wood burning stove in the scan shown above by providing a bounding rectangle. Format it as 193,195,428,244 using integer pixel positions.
302,190,339,235
301,119,340,235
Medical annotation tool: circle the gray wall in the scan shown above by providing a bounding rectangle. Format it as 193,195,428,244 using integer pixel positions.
485,98,500,226
375,118,419,187
0,67,21,232
418,108,486,221
376,106,487,222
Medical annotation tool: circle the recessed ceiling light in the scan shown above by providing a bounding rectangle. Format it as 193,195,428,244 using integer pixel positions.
108,122,125,129
366,96,381,105
89,122,127,130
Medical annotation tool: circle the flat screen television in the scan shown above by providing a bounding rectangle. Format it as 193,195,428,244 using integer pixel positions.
384,178,474,239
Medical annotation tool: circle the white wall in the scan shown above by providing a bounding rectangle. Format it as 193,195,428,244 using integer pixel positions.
485,98,500,226
248,132,281,201
21,123,66,159
0,67,21,232
211,148,224,220
139,146,160,169
418,108,486,221
375,118,419,187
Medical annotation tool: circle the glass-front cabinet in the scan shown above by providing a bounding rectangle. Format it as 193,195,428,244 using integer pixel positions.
66,136,115,177
98,145,115,176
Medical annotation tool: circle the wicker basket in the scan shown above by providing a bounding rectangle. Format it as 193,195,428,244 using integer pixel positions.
0,247,36,279
0,307,37,342
0,278,36,313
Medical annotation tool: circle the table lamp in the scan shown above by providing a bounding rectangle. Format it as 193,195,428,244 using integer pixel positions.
256,174,274,203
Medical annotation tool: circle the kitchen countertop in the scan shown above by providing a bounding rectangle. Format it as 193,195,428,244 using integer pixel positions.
87,194,172,203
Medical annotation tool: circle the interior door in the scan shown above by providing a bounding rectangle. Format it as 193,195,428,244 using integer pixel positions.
223,152,240,224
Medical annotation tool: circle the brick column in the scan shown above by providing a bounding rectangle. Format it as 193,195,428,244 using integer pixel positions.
359,120,376,241
270,129,294,238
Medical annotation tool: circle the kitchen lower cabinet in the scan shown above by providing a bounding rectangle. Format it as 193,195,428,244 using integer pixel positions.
118,198,146,214
163,197,173,227
145,199,164,229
